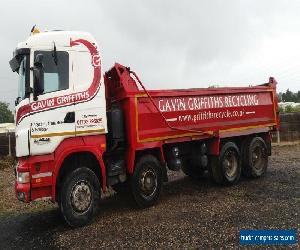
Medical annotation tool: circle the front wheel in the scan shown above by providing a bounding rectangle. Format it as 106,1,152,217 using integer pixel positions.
60,167,100,227
130,155,162,208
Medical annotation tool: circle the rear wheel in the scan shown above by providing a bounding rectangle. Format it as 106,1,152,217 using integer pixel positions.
209,142,241,185
130,155,162,208
242,137,268,178
60,167,100,227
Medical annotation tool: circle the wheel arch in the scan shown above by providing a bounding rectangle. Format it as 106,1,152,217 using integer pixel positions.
135,147,165,166
53,148,106,201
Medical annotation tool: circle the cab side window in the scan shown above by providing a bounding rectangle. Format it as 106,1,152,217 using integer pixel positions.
34,51,69,93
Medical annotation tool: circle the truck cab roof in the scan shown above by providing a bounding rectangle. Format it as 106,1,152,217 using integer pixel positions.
16,30,97,49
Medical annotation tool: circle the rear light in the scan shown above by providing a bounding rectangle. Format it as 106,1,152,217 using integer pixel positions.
17,172,30,184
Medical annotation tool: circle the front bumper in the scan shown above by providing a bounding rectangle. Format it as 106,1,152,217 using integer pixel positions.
15,182,31,202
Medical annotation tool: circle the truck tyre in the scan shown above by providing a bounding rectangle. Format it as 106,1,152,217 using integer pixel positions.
242,137,268,178
209,142,241,185
208,155,223,184
131,155,162,208
60,167,100,227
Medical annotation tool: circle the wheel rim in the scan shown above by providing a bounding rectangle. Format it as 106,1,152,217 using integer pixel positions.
70,181,92,214
252,143,265,171
139,167,157,198
222,149,238,180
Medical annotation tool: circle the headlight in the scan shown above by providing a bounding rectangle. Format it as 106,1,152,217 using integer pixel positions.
17,172,30,184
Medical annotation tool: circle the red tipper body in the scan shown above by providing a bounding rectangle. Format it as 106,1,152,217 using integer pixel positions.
105,63,279,173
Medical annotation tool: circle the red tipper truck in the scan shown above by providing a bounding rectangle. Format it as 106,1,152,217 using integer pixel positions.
10,30,279,226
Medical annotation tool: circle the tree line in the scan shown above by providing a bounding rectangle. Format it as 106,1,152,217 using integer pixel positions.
278,89,300,103
0,102,14,123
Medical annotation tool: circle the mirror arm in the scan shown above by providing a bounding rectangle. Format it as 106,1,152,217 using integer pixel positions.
32,53,44,101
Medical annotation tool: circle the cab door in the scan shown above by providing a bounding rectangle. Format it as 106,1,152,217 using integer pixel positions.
29,48,75,155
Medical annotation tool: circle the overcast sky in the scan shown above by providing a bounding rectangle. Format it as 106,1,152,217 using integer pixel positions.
1,0,300,109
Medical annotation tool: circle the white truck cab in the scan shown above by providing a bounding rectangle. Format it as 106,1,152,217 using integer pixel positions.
10,30,107,158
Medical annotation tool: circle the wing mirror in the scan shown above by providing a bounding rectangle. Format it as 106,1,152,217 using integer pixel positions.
33,54,44,101
9,57,20,72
